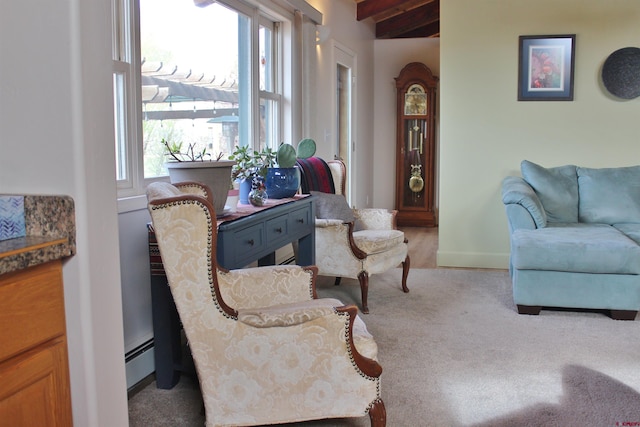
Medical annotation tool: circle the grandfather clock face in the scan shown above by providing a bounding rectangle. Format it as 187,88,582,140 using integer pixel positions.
404,84,427,115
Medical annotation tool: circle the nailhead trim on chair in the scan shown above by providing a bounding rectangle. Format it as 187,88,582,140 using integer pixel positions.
338,310,379,383
153,199,238,321
336,309,383,412
367,397,383,415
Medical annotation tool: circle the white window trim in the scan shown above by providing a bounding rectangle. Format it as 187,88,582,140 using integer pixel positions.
114,0,319,212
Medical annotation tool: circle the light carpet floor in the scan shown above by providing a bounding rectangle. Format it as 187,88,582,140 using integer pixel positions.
128,268,640,426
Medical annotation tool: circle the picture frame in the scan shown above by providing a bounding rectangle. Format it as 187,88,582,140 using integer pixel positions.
518,34,576,101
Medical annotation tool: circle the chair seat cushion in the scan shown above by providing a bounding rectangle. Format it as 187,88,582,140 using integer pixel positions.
352,315,378,361
353,229,405,255
512,223,640,274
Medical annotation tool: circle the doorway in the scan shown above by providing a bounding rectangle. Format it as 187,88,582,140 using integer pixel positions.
333,42,355,205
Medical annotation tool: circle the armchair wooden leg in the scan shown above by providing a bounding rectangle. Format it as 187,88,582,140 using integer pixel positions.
358,271,370,314
401,254,410,293
368,398,386,427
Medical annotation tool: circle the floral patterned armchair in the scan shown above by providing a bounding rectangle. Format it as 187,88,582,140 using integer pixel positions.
296,158,410,314
146,181,385,427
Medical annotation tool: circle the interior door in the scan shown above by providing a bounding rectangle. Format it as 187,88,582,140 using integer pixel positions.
333,42,355,205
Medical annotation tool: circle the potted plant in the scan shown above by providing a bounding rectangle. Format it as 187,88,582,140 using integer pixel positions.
229,145,276,204
265,138,316,199
162,138,235,215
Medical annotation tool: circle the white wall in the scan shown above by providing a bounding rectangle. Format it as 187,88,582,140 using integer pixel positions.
0,0,129,425
307,0,376,209
372,39,440,210
439,0,640,269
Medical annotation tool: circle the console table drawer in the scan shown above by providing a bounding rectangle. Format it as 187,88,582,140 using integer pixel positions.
266,215,289,247
230,224,265,266
289,205,312,235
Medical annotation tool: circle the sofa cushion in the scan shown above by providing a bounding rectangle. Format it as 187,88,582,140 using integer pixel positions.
577,165,640,224
613,223,640,246
520,160,578,223
511,223,640,275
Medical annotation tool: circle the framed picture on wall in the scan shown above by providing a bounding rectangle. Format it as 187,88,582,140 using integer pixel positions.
518,34,576,101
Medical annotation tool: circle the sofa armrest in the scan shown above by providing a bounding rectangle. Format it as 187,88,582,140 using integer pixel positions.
502,176,546,230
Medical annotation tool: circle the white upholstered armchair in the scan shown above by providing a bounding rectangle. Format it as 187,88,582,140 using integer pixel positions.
146,181,385,427
296,158,410,314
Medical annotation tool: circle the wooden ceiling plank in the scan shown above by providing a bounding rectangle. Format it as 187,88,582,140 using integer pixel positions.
357,0,432,21
395,21,439,39
375,0,439,39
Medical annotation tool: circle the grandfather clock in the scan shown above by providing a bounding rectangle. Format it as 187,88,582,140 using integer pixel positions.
394,62,438,227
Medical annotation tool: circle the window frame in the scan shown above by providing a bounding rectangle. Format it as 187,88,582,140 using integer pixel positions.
114,0,294,206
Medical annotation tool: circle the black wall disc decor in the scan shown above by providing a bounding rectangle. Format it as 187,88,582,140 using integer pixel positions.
602,47,640,99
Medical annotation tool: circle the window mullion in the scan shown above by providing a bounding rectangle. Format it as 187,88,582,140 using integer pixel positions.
250,8,262,150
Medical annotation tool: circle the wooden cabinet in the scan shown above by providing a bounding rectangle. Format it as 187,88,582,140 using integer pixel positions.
394,62,439,227
0,260,73,426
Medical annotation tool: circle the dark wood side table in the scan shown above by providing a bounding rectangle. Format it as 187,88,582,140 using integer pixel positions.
148,195,315,389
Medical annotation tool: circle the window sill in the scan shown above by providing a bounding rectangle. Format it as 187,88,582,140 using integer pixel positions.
117,194,147,214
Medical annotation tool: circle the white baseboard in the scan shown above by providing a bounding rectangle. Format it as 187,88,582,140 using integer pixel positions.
125,341,155,390
437,250,509,270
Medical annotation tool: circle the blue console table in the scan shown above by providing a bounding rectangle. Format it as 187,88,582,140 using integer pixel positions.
148,195,315,389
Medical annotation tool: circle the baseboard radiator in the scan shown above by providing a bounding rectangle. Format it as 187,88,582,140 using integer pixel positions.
125,339,155,391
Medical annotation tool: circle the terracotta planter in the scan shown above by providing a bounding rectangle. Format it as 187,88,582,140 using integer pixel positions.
165,160,235,214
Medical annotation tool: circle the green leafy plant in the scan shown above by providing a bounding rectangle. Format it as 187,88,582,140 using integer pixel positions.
275,138,316,168
229,146,277,181
161,138,224,162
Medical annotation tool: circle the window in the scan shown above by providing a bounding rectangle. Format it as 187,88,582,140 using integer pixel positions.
113,0,292,199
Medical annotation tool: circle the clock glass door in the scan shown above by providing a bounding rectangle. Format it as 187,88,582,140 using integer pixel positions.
402,118,426,208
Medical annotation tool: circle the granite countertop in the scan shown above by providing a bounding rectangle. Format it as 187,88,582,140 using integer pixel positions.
0,195,76,275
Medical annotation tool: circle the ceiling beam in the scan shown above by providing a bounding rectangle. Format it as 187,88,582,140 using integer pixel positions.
394,21,439,39
375,0,439,39
357,0,432,21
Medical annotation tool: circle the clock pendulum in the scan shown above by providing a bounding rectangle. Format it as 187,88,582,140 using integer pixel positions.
409,163,424,194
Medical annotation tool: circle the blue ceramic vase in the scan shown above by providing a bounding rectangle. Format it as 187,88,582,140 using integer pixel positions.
265,167,301,199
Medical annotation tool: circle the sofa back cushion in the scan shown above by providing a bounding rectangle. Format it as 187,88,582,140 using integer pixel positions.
577,166,640,224
521,160,578,223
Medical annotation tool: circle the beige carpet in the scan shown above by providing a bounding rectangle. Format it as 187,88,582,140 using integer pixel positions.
128,268,640,426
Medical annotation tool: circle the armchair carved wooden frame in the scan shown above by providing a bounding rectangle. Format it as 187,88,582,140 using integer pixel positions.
297,158,410,314
146,181,386,427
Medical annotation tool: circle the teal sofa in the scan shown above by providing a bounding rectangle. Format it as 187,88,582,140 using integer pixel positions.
502,160,640,320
